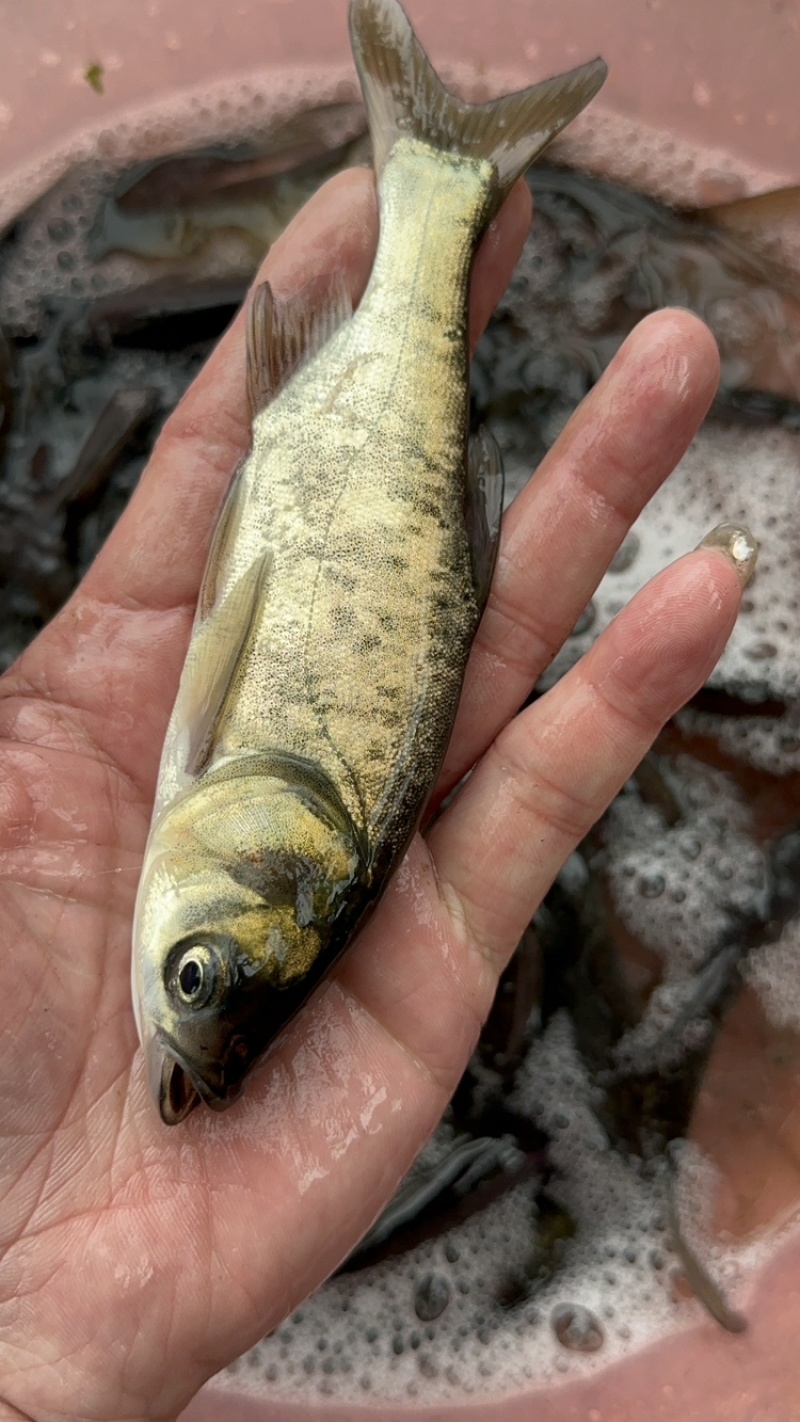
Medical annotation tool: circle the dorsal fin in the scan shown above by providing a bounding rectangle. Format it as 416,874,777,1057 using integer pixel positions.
246,272,354,417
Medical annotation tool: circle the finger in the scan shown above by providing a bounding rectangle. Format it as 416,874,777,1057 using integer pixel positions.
331,540,749,1100
430,539,751,973
435,308,721,803
469,178,532,351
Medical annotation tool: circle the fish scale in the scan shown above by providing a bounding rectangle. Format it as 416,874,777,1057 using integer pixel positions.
216,148,490,851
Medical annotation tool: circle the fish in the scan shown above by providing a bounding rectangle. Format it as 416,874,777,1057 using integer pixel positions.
88,275,250,348
0,388,158,620
350,1131,528,1260
131,0,607,1124
88,106,368,268
112,103,367,212
667,1181,747,1334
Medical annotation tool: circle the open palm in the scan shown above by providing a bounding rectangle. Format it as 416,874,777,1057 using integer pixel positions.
0,169,746,1422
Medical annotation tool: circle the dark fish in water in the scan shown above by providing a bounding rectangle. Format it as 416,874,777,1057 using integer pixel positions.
88,275,250,349
113,104,367,212
131,0,607,1123
0,324,13,461
352,1132,528,1258
0,386,158,618
51,387,159,512
472,166,800,475
667,1182,747,1334
89,107,368,267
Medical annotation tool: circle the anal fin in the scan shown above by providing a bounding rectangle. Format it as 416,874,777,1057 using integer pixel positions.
247,271,354,417
465,425,504,611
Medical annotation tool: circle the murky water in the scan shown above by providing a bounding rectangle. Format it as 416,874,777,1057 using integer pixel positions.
2,81,800,1412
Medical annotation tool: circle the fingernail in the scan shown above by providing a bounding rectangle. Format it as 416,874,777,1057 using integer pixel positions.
697,522,759,586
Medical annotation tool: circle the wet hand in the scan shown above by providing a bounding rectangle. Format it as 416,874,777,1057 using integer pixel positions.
0,168,748,1422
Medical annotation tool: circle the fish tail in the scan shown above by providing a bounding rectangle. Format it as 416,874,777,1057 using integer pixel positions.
350,0,607,207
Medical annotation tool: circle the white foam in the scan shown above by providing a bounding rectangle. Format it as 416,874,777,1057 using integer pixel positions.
540,422,800,711
676,702,800,776
604,756,768,974
744,918,800,1033
222,1016,690,1406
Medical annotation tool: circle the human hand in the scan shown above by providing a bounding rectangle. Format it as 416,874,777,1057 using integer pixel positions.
0,166,748,1422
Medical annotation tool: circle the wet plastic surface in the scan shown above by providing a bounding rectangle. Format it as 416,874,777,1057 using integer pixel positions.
3,0,800,184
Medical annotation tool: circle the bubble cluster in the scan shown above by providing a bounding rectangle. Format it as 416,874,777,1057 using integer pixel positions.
744,918,800,1033
604,756,768,973
0,89,368,336
221,1016,699,1405
676,700,800,776
538,422,800,710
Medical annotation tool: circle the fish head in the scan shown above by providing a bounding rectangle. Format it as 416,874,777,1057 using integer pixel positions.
137,876,323,1123
132,764,364,1123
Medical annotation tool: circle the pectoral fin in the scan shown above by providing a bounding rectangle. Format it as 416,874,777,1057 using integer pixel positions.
197,463,246,622
247,272,353,416
465,426,504,611
181,555,271,777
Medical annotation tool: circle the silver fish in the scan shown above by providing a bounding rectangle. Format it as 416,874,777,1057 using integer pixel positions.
132,0,606,1123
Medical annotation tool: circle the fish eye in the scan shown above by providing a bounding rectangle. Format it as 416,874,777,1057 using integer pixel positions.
170,942,220,1009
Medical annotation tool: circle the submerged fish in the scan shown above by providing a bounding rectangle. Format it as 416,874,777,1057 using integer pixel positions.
132,0,606,1123
89,107,368,268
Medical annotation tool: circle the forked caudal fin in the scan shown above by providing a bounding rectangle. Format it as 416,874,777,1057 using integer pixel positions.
350,0,607,209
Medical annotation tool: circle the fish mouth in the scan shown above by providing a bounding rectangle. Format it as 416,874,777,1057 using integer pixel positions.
144,1030,241,1125
157,1052,201,1125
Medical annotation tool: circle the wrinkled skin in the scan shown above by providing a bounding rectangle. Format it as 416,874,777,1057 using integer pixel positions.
0,168,744,1422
